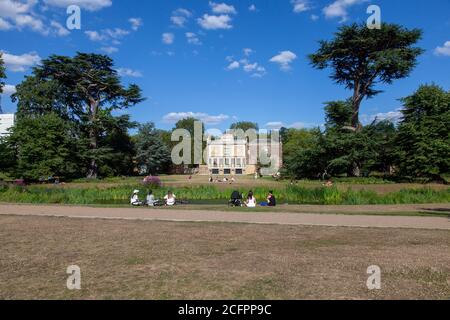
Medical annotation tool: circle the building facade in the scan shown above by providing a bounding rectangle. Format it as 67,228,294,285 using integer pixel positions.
0,114,15,137
200,132,282,176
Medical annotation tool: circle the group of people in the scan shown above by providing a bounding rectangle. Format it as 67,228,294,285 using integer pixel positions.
230,190,276,208
130,190,176,207
209,176,236,184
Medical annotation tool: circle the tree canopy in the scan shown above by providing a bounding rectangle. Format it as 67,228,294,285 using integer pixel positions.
0,52,5,96
309,23,423,130
396,84,450,182
135,123,172,175
12,52,144,178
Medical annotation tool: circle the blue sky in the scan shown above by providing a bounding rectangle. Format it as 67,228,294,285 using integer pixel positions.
1,0,449,131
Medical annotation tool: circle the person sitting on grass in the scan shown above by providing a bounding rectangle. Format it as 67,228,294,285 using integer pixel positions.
146,190,157,207
260,191,277,207
164,191,176,206
130,190,143,206
245,191,257,208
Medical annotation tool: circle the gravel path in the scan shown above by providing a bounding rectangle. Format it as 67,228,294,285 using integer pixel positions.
0,204,449,230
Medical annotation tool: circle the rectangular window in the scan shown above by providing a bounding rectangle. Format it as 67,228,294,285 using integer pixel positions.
224,169,231,175
236,169,243,175
212,169,219,175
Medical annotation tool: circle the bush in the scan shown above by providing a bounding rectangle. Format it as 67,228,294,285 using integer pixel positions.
142,176,162,189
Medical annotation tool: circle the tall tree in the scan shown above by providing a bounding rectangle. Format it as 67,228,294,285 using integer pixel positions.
0,52,5,113
309,23,423,130
174,117,205,167
13,53,144,179
396,84,450,182
230,121,259,132
8,113,84,180
0,52,5,95
135,123,172,175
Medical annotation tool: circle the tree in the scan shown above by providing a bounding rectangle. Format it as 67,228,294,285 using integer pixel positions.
8,113,84,180
309,23,423,130
13,53,144,179
230,121,259,132
174,117,205,167
284,129,327,179
99,114,137,177
396,84,450,182
135,123,172,175
0,52,5,95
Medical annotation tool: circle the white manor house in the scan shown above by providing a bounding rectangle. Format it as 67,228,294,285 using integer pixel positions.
199,132,283,176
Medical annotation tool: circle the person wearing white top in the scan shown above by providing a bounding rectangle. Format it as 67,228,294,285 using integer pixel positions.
164,191,176,206
245,191,257,208
130,190,143,206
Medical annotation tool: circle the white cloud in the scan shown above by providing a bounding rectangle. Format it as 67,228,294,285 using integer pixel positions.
226,61,240,70
129,18,143,31
0,0,64,35
85,28,130,42
226,52,266,78
43,0,112,11
361,110,403,124
163,112,230,125
116,68,143,78
2,51,41,72
311,14,319,21
170,8,192,28
243,48,253,56
50,20,70,36
0,17,12,30
85,31,104,41
291,0,311,13
198,14,232,30
1,84,16,96
209,2,237,15
434,41,450,57
100,46,118,54
270,51,297,71
323,0,365,21
266,121,321,129
265,122,284,130
248,4,257,12
186,32,202,45
162,32,175,45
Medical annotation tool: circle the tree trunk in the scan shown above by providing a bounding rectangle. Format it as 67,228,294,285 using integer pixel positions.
87,99,99,179
87,129,98,179
351,85,364,131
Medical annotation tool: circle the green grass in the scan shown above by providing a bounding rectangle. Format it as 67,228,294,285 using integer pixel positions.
0,184,449,206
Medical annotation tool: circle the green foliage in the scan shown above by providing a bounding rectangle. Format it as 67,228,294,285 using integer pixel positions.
0,52,5,96
135,123,172,175
12,52,144,179
309,23,423,128
396,84,450,181
230,122,259,132
0,184,448,206
10,52,144,179
7,113,84,180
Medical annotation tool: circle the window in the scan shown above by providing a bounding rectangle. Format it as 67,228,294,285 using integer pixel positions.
224,169,231,175
236,169,243,175
212,169,219,175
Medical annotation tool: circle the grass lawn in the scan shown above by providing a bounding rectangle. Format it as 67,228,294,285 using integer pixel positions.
1,215,449,300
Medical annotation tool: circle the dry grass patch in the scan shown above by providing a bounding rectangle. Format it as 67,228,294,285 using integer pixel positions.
0,215,449,300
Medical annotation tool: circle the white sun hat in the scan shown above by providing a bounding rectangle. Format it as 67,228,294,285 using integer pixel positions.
133,190,140,194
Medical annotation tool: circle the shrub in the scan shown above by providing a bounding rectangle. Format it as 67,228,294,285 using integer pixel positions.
142,176,162,189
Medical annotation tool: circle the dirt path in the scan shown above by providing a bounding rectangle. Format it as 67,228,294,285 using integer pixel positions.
0,204,449,230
